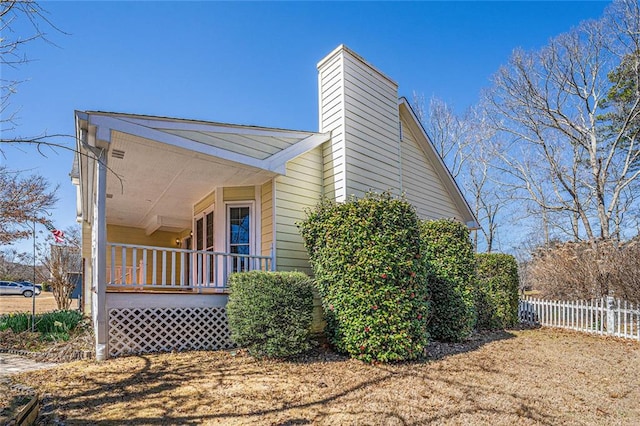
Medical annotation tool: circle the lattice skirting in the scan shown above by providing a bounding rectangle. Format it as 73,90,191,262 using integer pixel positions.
108,307,235,358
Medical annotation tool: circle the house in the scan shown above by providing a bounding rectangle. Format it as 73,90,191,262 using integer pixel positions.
71,45,477,360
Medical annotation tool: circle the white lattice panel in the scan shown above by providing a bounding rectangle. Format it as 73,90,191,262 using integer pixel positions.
108,307,234,357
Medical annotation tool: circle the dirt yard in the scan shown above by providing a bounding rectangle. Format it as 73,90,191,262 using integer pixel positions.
0,293,76,314
9,328,640,425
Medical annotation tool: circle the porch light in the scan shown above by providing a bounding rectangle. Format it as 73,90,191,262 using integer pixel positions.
176,238,181,246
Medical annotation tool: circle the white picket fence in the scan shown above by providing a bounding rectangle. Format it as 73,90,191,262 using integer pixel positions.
519,296,640,341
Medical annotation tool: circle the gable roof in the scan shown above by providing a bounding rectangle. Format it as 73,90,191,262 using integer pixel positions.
75,111,330,175
73,103,477,230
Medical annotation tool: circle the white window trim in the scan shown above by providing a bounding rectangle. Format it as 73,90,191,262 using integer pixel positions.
225,201,256,256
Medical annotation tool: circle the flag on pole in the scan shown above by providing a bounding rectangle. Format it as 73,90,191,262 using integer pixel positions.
44,220,65,243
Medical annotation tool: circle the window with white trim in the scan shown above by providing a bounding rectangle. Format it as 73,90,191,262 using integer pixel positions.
228,205,251,272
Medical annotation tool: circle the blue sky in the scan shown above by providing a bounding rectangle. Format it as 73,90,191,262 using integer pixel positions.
1,1,609,253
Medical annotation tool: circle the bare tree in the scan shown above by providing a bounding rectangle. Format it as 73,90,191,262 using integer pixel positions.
485,0,640,241
1,1,62,133
39,226,81,310
468,154,502,252
412,93,471,178
0,247,31,280
0,166,58,244
463,108,508,252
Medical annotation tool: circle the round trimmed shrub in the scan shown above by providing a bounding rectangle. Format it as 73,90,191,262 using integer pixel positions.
299,192,430,363
226,271,314,358
475,253,519,329
421,219,477,342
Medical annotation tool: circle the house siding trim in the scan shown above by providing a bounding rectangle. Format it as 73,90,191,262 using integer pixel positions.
273,147,323,274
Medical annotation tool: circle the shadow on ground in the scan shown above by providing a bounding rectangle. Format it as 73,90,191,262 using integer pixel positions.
23,329,566,425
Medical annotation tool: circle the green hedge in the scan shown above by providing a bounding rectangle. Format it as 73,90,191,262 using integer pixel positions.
299,193,430,363
420,219,477,342
226,271,314,358
475,253,520,329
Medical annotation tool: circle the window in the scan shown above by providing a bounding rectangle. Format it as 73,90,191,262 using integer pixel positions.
228,205,251,272
195,210,214,251
206,211,214,249
194,208,215,284
195,217,204,250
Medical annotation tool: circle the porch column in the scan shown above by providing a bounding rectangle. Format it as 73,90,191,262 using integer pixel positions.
92,150,108,360
214,188,225,287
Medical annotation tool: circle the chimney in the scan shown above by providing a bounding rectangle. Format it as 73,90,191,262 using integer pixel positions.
317,45,401,202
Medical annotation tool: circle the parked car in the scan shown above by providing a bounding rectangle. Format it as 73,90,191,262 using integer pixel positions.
17,281,43,292
0,280,42,297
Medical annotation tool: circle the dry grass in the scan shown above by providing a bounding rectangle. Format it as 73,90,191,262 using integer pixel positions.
10,328,640,425
0,293,72,314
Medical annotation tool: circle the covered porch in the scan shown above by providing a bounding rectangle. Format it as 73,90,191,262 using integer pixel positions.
97,130,280,296
73,111,329,359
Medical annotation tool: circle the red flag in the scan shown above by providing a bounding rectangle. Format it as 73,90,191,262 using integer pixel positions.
44,220,65,243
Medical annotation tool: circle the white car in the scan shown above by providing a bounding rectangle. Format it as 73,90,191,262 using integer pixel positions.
0,281,42,297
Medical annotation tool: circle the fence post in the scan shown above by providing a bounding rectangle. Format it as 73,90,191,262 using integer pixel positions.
606,296,616,336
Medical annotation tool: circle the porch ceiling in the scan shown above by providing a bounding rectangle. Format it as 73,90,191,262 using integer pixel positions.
105,131,277,231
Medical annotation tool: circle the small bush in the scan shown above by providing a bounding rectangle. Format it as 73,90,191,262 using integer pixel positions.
421,219,477,342
0,310,83,340
226,271,315,358
475,253,519,330
0,312,30,333
36,310,83,335
299,193,430,363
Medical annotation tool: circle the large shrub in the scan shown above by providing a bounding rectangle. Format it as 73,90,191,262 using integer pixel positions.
299,193,430,363
226,271,314,358
475,253,519,329
420,219,477,342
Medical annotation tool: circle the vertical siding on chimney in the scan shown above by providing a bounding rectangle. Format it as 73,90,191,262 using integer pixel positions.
318,46,401,201
318,50,346,201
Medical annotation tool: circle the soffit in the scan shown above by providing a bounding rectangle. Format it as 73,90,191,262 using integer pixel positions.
105,131,276,230
158,129,301,160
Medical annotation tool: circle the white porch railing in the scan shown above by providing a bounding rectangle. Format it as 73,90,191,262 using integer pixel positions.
107,242,274,291
519,296,640,341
